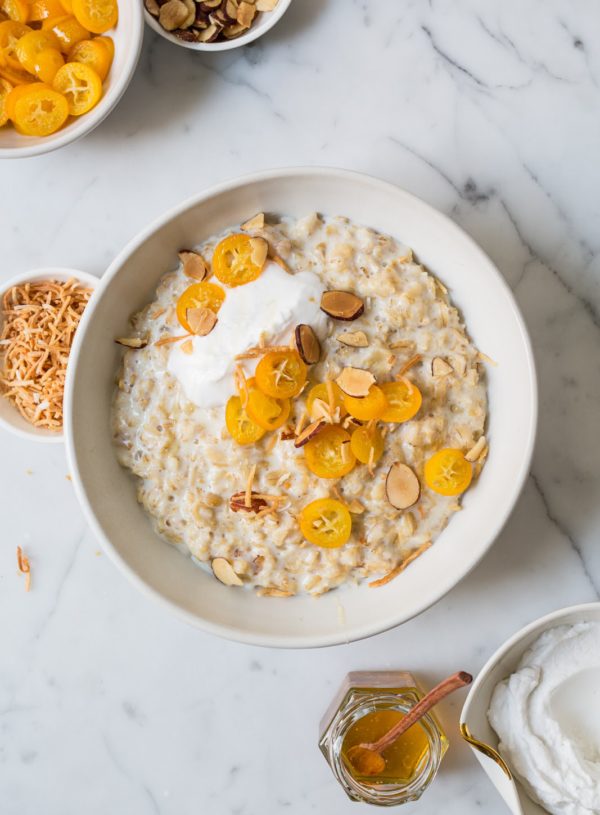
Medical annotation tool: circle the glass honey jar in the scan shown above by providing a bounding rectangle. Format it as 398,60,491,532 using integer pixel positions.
318,671,448,806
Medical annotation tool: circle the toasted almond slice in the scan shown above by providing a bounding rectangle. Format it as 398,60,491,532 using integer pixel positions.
295,324,321,364
249,236,268,268
212,557,243,586
237,0,255,26
241,212,265,231
144,0,159,14
348,499,365,515
432,356,453,377
280,426,296,441
337,330,368,347
256,0,277,8
180,339,194,355
336,367,375,397
465,436,487,462
321,290,364,321
186,307,217,336
115,337,147,349
159,0,188,29
294,419,325,448
451,354,467,376
179,250,208,281
385,462,420,509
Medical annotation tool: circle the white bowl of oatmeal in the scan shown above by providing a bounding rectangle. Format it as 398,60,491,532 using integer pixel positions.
64,168,537,648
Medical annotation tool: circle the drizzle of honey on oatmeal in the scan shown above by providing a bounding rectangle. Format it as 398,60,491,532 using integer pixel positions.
341,708,430,785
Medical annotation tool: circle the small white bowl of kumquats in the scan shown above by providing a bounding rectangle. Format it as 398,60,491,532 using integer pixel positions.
0,0,143,158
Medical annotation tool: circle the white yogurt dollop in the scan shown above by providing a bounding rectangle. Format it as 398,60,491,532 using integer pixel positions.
168,261,327,408
488,622,600,815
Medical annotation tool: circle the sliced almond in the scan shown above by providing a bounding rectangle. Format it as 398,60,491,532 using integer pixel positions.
337,330,368,348
249,236,268,268
211,557,243,586
385,463,421,510
295,324,321,364
236,0,255,26
294,419,325,448
179,250,208,281
181,0,196,27
348,499,365,515
197,21,221,40
320,290,364,321
465,436,487,462
241,212,265,231
256,0,277,9
144,0,159,14
280,427,296,441
180,339,194,355
451,354,467,377
158,0,189,30
115,336,147,348
223,21,246,37
229,491,268,514
432,356,453,377
186,307,217,336
336,367,375,397
223,0,238,19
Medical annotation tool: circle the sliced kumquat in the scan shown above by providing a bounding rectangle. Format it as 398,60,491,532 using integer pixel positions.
245,386,290,432
343,384,388,422
12,83,68,135
0,76,13,126
305,382,347,421
33,47,64,82
300,498,352,548
0,0,29,23
424,448,473,497
6,81,41,120
94,33,113,60
255,349,307,400
72,0,117,33
0,60,32,85
58,0,73,12
350,424,384,466
380,378,422,423
0,20,32,70
225,395,265,446
175,281,225,332
52,60,101,115
304,425,356,479
212,233,264,287
43,15,90,52
15,30,61,73
28,0,66,21
68,37,110,79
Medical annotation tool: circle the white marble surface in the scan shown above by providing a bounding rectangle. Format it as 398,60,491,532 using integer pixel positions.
1,1,599,812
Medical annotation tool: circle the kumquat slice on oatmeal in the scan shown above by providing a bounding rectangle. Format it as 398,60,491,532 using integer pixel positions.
305,381,347,422
255,349,307,400
304,425,356,479
245,385,291,432
212,234,267,287
342,384,388,422
176,281,225,332
350,424,384,466
299,498,352,548
380,378,422,423
225,394,265,445
424,448,473,497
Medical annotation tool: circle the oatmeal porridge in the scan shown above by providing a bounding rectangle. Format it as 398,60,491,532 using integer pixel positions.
111,213,488,597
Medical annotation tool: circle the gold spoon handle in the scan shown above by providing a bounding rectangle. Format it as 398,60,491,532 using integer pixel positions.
367,671,473,754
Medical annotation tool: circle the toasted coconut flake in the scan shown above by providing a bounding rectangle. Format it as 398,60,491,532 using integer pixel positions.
477,350,498,367
0,279,92,431
389,339,416,351
451,354,467,376
257,587,293,598
294,419,325,448
155,333,190,347
16,546,31,592
245,463,257,507
115,336,147,349
249,237,268,268
212,557,243,586
432,356,453,377
295,324,321,365
265,431,279,453
320,290,364,321
337,330,368,348
336,367,375,397
180,339,194,355
294,409,308,437
398,354,422,375
186,307,217,336
465,436,487,462
385,462,421,509
234,364,249,407
348,499,365,514
241,213,265,231
179,250,208,281
235,344,290,360
369,541,432,588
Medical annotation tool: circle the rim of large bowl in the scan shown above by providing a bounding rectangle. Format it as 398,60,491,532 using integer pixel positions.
64,166,538,648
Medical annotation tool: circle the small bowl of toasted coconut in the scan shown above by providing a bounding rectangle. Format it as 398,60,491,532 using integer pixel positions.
0,268,98,443
144,0,291,50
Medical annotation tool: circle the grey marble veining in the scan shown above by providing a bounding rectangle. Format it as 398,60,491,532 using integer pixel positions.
1,1,599,812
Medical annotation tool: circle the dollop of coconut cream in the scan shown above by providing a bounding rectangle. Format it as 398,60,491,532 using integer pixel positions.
168,261,327,408
488,622,600,815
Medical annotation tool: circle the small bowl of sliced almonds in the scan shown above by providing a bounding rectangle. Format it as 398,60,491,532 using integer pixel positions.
0,268,98,442
144,0,291,50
